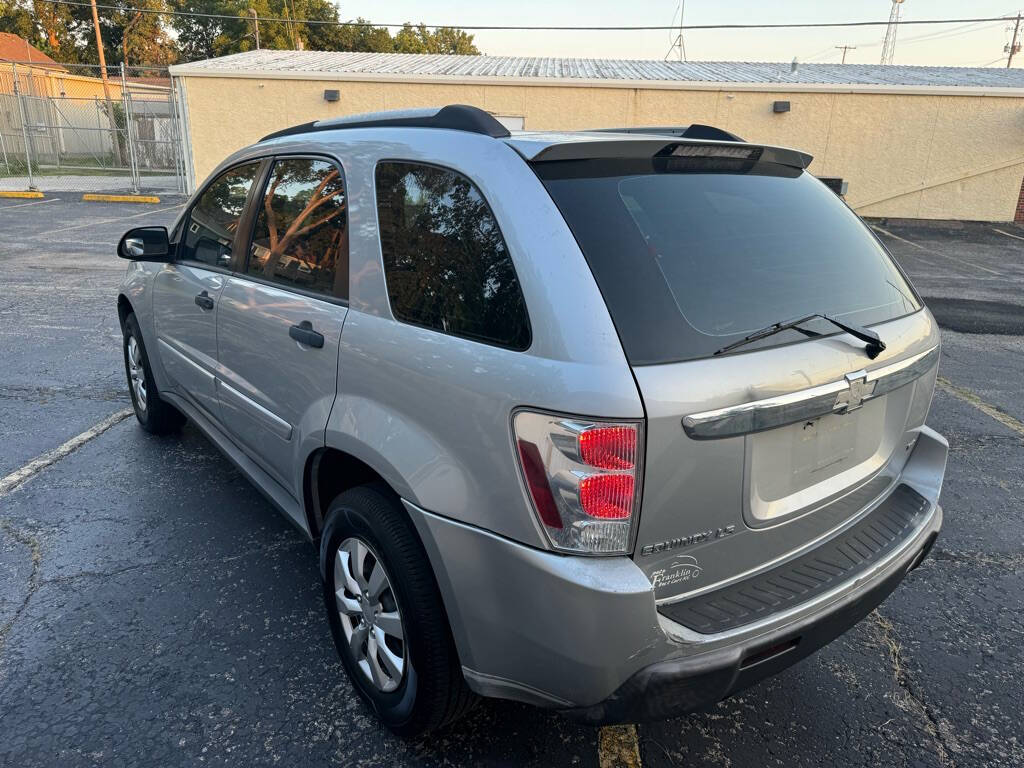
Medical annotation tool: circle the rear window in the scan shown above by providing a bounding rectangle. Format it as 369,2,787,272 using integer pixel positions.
537,158,920,365
375,161,531,351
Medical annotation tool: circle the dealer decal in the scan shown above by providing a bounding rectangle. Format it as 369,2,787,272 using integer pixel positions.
651,556,703,589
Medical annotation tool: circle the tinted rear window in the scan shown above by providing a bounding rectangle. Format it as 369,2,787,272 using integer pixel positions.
537,159,920,365
375,161,531,351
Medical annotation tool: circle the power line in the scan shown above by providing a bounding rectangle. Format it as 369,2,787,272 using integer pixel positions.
823,17,1011,53
31,2,1022,33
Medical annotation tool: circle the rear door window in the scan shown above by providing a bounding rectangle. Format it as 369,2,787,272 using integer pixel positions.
537,158,920,365
247,157,348,299
179,162,261,268
375,161,531,350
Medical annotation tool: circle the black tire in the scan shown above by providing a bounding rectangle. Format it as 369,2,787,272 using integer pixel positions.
123,312,185,435
320,484,475,737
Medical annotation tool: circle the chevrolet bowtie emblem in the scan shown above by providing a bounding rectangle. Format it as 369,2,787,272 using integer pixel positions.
834,371,876,413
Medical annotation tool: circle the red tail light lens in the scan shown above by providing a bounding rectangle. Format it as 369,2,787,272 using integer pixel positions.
513,412,643,554
579,426,636,470
516,439,563,529
579,474,634,519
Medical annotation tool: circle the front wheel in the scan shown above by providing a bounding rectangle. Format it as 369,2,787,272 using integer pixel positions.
123,313,185,434
320,485,475,736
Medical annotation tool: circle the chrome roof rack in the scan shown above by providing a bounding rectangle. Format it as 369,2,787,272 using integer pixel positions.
261,104,511,142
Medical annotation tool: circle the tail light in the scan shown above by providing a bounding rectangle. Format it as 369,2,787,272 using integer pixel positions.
513,411,643,554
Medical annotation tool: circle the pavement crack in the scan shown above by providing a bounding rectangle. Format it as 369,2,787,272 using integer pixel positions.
0,519,42,657
40,561,154,586
868,610,958,767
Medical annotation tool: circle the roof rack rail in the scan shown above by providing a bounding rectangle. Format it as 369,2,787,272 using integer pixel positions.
261,104,511,142
590,124,745,143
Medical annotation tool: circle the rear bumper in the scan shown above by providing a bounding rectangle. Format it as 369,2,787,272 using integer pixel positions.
563,504,941,724
404,426,947,720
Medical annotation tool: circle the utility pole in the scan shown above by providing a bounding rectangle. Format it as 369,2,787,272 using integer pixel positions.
88,0,123,165
1007,12,1022,68
835,45,857,64
286,0,299,49
251,8,260,49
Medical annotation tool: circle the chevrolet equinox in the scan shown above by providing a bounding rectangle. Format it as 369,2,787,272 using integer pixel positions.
116,105,947,736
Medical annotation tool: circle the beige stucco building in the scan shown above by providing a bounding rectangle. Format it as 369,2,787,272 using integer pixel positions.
169,52,1024,222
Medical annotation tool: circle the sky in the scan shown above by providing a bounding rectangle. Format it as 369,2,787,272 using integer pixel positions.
339,1,1023,67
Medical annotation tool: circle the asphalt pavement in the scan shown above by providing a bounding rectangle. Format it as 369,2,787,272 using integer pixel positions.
0,196,1022,767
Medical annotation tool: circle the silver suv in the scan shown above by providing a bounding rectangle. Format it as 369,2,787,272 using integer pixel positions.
116,105,946,736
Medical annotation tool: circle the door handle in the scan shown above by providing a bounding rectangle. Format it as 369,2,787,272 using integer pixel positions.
194,290,215,310
289,320,324,348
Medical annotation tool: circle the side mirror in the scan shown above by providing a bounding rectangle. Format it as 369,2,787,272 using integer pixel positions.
118,226,171,261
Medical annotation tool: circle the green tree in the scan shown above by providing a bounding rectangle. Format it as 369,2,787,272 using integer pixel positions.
0,0,34,40
394,24,479,55
169,0,249,60
1,0,84,63
2,0,481,65
425,26,478,55
329,18,395,53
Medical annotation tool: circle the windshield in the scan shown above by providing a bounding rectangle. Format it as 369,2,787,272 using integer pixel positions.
537,159,920,365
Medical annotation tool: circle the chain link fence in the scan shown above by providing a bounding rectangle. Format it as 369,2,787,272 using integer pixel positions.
0,62,188,195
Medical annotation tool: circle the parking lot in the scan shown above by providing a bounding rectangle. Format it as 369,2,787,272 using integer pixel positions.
1,195,1022,767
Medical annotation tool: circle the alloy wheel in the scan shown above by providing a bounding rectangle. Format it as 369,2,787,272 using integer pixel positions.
127,335,147,411
334,537,406,693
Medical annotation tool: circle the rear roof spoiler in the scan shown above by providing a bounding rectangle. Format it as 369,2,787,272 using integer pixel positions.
521,137,813,170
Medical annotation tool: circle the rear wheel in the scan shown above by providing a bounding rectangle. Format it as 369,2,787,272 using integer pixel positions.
123,313,185,434
320,485,475,736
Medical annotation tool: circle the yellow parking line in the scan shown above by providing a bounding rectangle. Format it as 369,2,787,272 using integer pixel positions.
82,193,161,204
0,190,44,199
937,377,1024,437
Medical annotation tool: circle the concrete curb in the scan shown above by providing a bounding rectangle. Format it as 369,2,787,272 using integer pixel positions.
0,191,44,199
82,193,161,204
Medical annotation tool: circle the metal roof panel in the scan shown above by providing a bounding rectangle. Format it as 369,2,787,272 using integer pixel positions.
170,51,1024,89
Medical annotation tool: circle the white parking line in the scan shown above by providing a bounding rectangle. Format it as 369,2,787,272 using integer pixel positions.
871,225,1002,277
0,409,133,497
48,203,185,234
0,198,58,211
871,224,926,250
991,227,1024,242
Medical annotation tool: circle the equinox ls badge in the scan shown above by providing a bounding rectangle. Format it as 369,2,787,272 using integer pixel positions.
834,371,876,413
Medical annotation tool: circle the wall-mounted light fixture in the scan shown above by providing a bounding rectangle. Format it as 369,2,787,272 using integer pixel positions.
324,89,340,102
773,100,791,113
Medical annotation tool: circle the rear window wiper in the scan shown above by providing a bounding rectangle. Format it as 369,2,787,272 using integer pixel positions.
713,313,886,358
